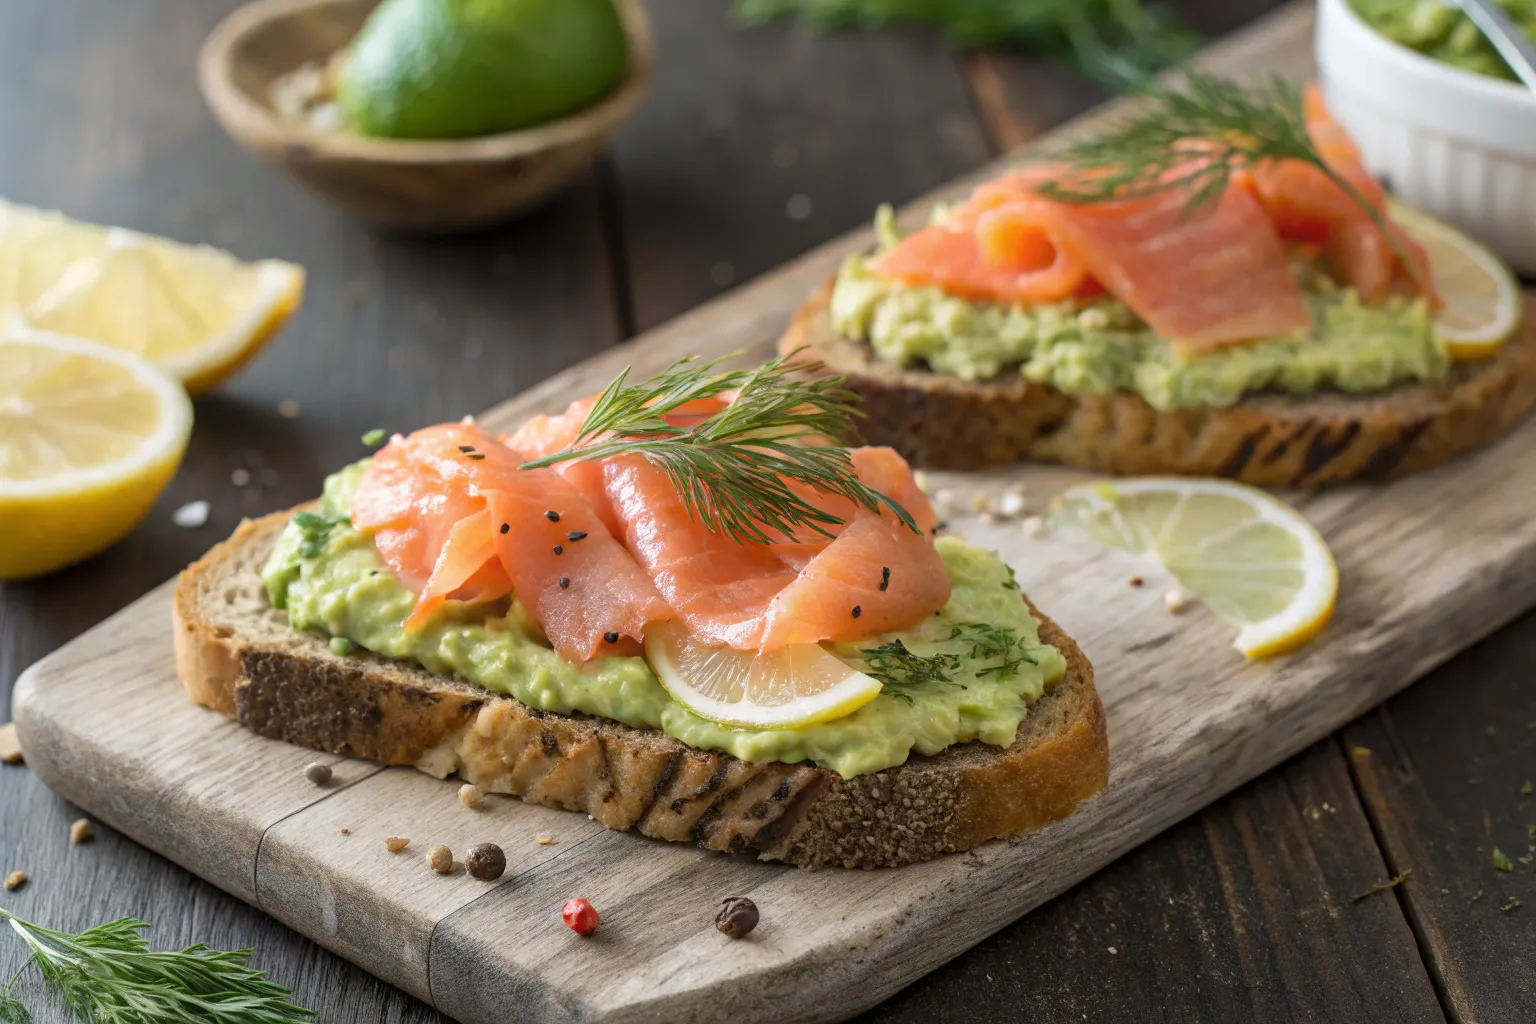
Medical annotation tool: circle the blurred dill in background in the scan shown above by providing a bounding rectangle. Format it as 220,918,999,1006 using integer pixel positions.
730,0,1201,83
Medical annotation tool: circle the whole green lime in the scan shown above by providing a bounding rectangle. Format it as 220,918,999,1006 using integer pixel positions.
338,0,630,140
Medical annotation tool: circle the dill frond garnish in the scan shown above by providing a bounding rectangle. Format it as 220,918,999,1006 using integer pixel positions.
0,908,314,1023
1033,72,1424,287
520,352,919,545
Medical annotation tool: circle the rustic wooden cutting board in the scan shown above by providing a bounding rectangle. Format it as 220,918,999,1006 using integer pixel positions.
14,5,1535,1022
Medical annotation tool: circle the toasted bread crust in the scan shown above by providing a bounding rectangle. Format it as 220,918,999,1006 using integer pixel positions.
174,512,1108,869
782,277,1536,483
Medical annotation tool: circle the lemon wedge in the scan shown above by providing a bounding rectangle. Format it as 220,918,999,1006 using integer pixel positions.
1391,202,1521,360
1050,478,1337,659
0,330,192,579
0,199,304,394
645,622,883,729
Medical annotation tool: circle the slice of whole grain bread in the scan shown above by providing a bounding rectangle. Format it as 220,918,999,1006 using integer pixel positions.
782,277,1536,484
174,510,1108,869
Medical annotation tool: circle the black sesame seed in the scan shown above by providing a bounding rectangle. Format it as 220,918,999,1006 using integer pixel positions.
458,445,476,453
553,544,563,555
499,523,510,534
545,510,560,522
880,566,890,591
466,453,486,460
559,577,570,589
604,631,620,644
851,605,862,619
566,530,588,542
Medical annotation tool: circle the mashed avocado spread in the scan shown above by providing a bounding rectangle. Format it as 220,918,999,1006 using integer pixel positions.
260,462,1066,779
831,207,1445,411
1352,0,1536,83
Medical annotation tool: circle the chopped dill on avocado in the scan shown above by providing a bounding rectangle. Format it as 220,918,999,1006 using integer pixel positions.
860,622,1042,701
1493,848,1513,872
292,510,349,559
1002,565,1020,591
859,639,964,703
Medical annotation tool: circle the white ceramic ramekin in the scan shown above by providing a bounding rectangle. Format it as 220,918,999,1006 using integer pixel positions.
1316,0,1536,274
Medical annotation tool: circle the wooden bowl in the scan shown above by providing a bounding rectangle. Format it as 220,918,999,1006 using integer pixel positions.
197,0,652,233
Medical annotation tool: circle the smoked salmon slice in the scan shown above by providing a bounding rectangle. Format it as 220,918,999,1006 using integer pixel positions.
1047,182,1312,355
873,163,1311,354
354,409,952,661
351,422,671,662
1248,85,1433,303
758,447,948,650
872,184,1090,307
603,453,797,649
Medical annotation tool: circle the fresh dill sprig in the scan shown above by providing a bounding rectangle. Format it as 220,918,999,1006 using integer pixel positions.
0,909,314,1024
1034,72,1424,287
521,352,919,545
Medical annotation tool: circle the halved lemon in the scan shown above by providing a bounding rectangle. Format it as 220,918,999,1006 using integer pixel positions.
1392,202,1521,360
0,199,304,394
1049,478,1337,659
645,622,883,729
0,330,192,579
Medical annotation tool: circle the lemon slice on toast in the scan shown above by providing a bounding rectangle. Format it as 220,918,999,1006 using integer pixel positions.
0,200,304,394
0,331,192,579
645,622,883,729
1050,478,1337,659
1392,203,1520,360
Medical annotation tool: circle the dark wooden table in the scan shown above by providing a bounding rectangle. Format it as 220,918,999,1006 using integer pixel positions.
2,2,1532,1020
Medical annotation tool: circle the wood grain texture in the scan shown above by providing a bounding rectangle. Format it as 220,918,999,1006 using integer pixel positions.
604,0,992,332
1343,631,1536,1022
9,9,1531,1023
860,739,1445,1023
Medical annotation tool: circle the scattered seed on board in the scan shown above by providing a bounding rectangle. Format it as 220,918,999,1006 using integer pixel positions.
536,834,555,846
465,843,506,881
970,492,990,514
979,512,999,526
385,836,410,853
172,501,210,529
1021,516,1046,538
715,897,759,939
459,783,484,809
339,827,352,836
428,845,454,874
304,762,333,785
0,722,22,765
1129,576,1144,588
998,491,1027,518
1164,588,1190,614
69,819,94,845
3,871,25,892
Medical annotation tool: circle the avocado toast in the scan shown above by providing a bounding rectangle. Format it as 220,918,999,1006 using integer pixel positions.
175,358,1106,868
782,78,1536,483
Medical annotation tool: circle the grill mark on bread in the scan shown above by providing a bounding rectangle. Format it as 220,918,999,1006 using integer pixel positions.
1295,420,1362,484
1262,422,1313,466
1217,425,1270,478
1360,417,1433,478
